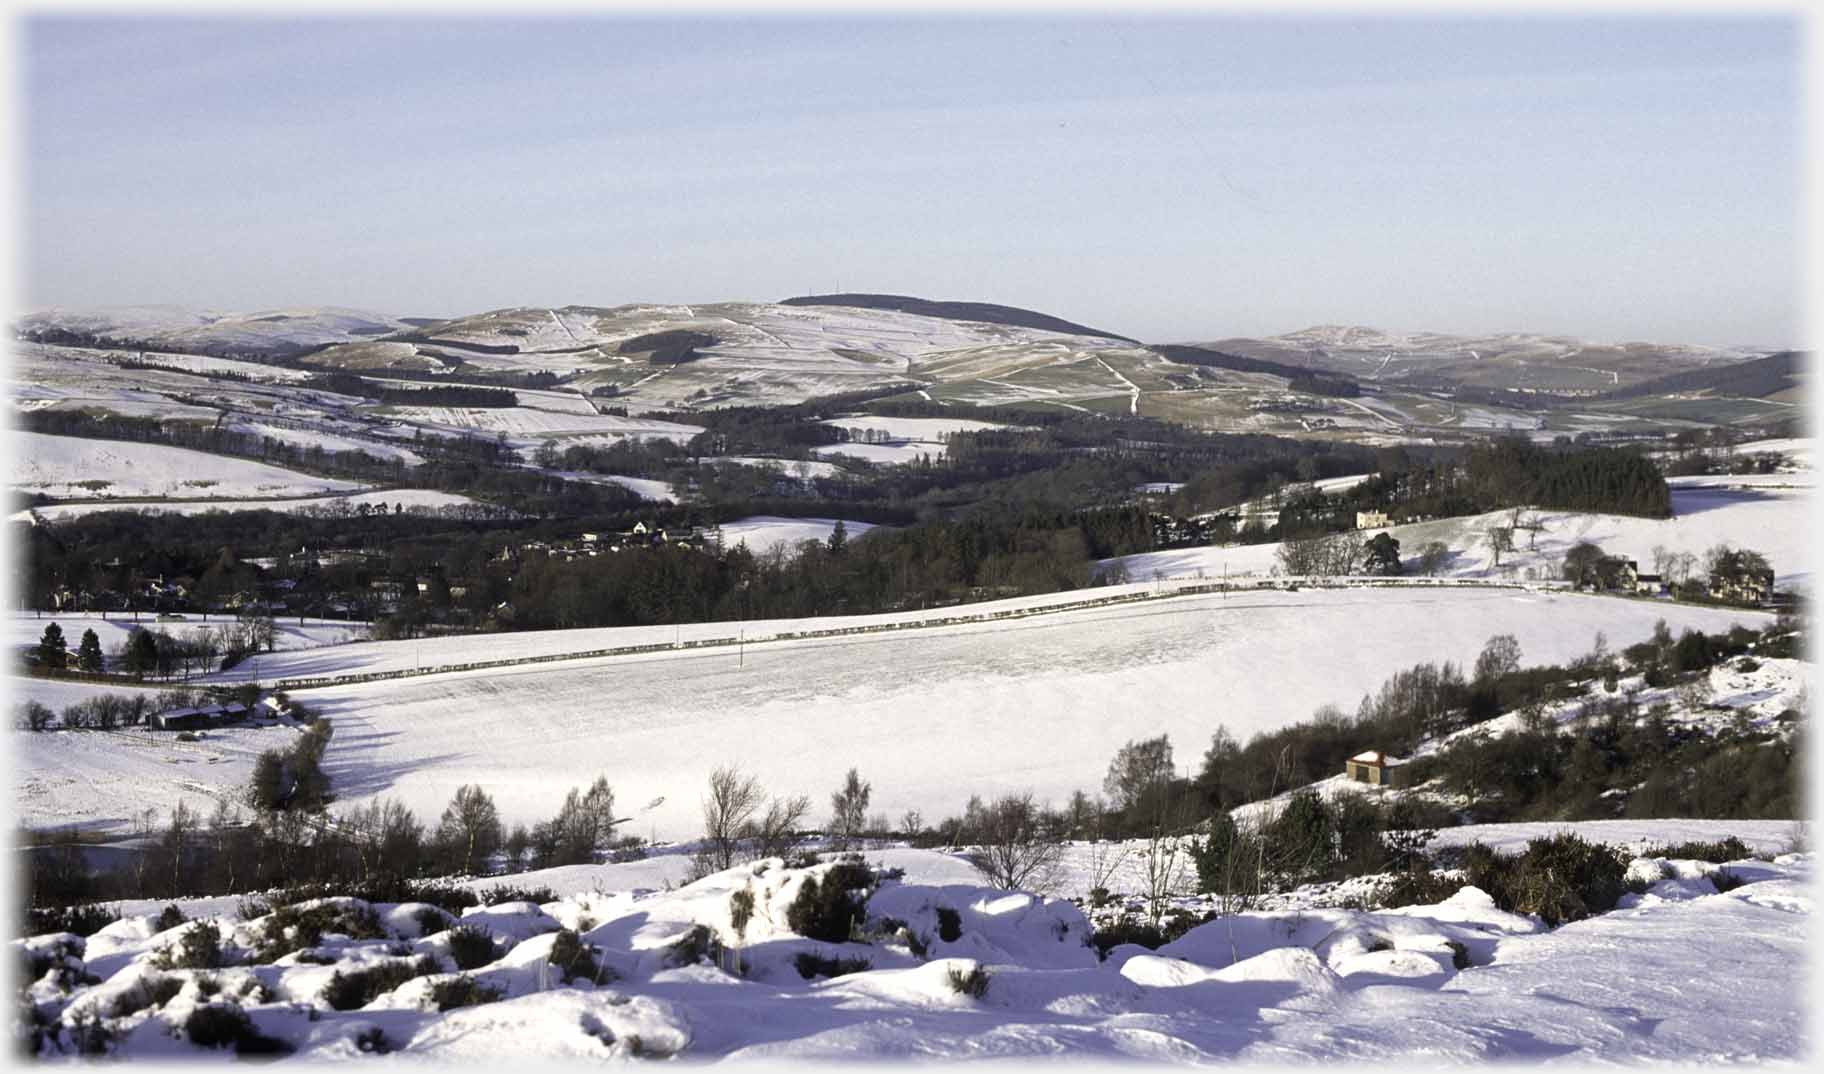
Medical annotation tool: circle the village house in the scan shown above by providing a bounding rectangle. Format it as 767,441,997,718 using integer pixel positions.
1710,566,1776,606
1635,573,1665,596
1355,510,1392,530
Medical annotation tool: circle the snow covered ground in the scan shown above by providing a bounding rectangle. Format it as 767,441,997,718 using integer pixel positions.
15,489,483,522
226,421,423,466
20,831,1807,1062
543,471,678,504
704,456,848,480
809,413,1011,466
717,516,877,556
10,433,371,501
1104,479,1812,590
31,586,1757,844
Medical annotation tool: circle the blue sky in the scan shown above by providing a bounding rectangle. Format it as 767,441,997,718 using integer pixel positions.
21,14,1801,345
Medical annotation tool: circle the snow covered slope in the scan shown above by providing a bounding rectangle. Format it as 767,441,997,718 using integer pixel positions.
10,433,370,500
20,840,1807,1062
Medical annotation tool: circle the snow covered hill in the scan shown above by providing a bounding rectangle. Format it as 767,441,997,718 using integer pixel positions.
16,306,416,357
17,836,1808,1061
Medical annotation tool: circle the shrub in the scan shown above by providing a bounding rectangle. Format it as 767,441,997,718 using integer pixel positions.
786,863,872,943
665,924,719,969
728,890,755,940
945,965,990,999
155,921,223,970
430,975,504,1012
354,1026,391,1054
1639,835,1751,863
153,905,187,933
446,925,500,971
183,1004,292,1056
322,956,439,1011
934,906,962,944
547,929,604,984
794,951,871,980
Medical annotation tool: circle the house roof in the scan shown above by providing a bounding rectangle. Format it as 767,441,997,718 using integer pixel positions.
1350,750,1403,766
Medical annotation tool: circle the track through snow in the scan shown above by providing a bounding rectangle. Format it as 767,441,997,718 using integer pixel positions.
227,587,1768,841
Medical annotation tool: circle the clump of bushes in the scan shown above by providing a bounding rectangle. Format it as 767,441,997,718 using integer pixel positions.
1089,918,1166,960
794,952,871,980
105,974,183,1018
728,890,755,940
945,964,990,999
430,975,504,1011
445,924,500,971
253,902,385,963
477,885,557,908
1638,835,1751,863
665,924,720,969
23,904,120,939
322,956,440,1011
153,905,187,932
1462,834,1629,927
786,863,873,944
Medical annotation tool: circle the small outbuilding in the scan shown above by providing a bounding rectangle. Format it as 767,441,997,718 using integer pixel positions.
1345,750,1406,787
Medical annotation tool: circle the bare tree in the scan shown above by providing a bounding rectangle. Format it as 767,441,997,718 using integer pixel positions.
436,784,504,876
965,793,1064,893
746,793,809,861
827,768,872,852
700,765,764,873
1485,525,1515,567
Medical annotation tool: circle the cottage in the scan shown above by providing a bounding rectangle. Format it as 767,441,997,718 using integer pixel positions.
1344,750,1406,787
1710,567,1775,606
152,707,214,732
1355,510,1392,530
1635,573,1665,595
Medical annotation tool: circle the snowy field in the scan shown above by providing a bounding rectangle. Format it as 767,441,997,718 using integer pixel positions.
55,586,1760,844
704,456,848,480
227,421,423,466
15,489,482,522
10,433,370,501
379,406,697,442
811,442,946,466
544,471,678,504
22,829,1807,1062
1105,481,1813,590
717,516,877,556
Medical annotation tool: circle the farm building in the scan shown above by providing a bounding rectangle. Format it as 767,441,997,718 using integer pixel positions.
150,702,254,732
1356,510,1392,530
1344,750,1407,787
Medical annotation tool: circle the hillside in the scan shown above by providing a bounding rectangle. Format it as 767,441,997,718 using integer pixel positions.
15,306,416,358
1196,325,1765,394
781,292,1138,343
1598,349,1804,402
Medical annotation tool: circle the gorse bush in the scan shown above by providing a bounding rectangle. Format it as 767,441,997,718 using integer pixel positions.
184,1004,292,1056
1461,834,1630,927
156,921,224,970
321,956,439,1011
253,902,385,963
23,904,120,939
786,863,873,944
547,929,604,984
793,952,872,980
430,975,503,1011
445,925,499,971
934,906,962,944
945,965,990,999
1639,835,1752,863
